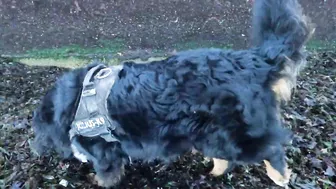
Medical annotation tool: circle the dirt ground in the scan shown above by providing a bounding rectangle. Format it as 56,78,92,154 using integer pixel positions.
0,0,335,54
0,51,335,189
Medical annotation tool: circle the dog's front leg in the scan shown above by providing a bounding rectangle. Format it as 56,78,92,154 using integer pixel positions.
94,164,125,188
71,138,128,188
91,148,129,188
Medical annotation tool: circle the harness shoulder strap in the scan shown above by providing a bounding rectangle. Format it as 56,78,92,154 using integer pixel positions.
69,64,122,142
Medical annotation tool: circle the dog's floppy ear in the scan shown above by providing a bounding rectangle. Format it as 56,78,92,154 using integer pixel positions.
32,62,105,158
32,86,74,158
33,88,56,124
71,137,129,188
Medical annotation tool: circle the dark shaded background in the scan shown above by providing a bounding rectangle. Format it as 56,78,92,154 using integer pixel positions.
0,0,335,54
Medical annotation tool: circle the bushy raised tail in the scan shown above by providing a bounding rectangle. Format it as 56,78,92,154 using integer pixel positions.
252,0,315,101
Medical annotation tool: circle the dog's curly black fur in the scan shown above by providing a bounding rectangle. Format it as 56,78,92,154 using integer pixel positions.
32,0,314,187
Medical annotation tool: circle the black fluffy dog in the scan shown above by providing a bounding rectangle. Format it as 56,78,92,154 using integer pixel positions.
32,0,314,187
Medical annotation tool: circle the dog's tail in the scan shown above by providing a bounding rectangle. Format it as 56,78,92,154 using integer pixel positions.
252,0,315,102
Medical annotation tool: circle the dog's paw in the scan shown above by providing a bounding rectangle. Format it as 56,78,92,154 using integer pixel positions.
94,174,107,188
210,158,229,176
191,148,199,155
93,172,122,188
94,174,114,188
264,160,292,187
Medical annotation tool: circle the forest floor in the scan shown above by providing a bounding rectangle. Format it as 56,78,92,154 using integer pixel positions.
0,51,335,189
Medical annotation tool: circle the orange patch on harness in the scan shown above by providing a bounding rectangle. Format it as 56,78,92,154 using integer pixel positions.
272,78,292,102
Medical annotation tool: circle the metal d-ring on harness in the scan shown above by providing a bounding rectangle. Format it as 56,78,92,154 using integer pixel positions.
68,64,122,143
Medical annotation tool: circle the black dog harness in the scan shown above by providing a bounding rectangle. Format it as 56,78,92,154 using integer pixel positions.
69,64,122,142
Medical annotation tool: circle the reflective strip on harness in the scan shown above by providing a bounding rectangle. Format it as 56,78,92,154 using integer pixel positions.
69,64,122,142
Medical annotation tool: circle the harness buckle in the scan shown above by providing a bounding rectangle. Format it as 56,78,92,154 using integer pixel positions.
96,68,112,79
82,88,96,97
82,83,96,97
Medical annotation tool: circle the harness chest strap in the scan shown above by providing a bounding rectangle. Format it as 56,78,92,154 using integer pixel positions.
69,64,122,142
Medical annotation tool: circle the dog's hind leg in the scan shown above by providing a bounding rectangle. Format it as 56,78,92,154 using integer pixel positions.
263,146,292,187
264,160,291,187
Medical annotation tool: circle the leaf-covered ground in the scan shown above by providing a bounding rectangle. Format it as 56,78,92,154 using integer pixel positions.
0,52,335,189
